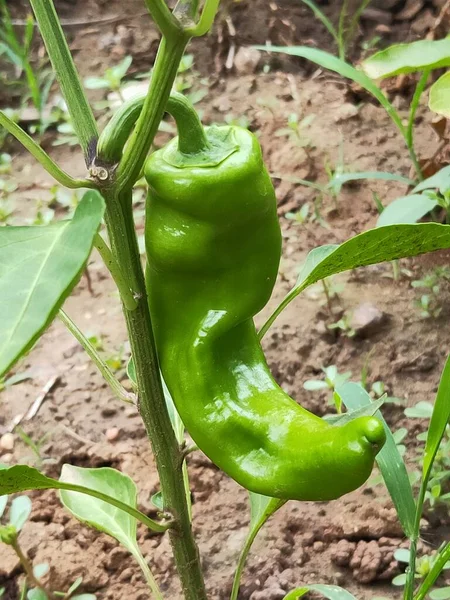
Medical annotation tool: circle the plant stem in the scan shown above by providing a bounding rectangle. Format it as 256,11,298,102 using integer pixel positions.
102,188,207,600
10,537,53,598
230,529,260,600
58,309,136,405
93,232,138,311
29,0,98,163
0,111,96,189
414,542,450,600
404,482,428,600
117,37,188,191
134,548,164,600
406,70,429,182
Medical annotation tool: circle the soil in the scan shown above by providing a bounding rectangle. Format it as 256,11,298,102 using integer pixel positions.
2,1,450,599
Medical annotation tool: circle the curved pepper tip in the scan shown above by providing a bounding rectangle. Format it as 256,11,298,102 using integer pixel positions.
361,416,386,453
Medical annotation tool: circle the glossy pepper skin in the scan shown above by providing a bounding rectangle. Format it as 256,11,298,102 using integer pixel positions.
145,118,386,501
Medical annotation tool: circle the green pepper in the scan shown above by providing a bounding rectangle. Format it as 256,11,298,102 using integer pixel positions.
102,92,386,501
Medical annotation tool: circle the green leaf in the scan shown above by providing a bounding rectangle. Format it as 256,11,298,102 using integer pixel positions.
430,588,450,600
324,397,384,425
27,589,47,600
59,465,139,554
377,195,438,227
33,563,50,579
83,77,110,90
404,401,434,419
72,596,97,600
59,465,162,600
362,39,450,79
9,495,32,531
283,584,358,600
0,191,105,378
151,491,164,512
394,548,411,563
423,355,450,481
0,465,165,532
67,577,83,595
335,383,415,538
249,493,285,531
303,380,329,391
328,171,414,196
392,574,407,586
430,72,450,118
413,165,450,195
259,223,450,338
254,46,404,136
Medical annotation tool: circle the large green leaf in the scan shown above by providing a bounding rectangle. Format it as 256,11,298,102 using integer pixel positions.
259,223,450,338
0,190,104,377
377,195,438,227
0,464,165,532
362,39,450,79
335,383,415,538
429,72,450,119
60,465,162,600
283,584,358,600
59,465,140,549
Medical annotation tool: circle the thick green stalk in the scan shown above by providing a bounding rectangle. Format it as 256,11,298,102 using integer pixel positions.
102,188,207,600
116,37,188,191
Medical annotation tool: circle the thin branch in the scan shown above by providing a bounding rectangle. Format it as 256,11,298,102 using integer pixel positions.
144,0,182,39
58,309,136,405
94,233,138,311
0,111,96,190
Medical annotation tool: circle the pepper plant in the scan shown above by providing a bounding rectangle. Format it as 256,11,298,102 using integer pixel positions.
2,2,450,600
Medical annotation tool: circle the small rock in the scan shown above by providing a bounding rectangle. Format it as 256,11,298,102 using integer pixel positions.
1,452,13,463
350,303,387,337
0,433,15,451
334,102,359,123
105,427,120,442
234,47,261,75
330,540,356,567
313,541,324,552
101,406,118,418
250,587,286,600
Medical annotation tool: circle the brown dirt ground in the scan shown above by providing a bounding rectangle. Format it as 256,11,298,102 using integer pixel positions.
2,1,450,599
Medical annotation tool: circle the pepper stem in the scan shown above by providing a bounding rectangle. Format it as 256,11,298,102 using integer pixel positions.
166,91,210,155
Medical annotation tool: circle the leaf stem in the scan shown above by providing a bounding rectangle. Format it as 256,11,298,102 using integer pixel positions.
0,111,96,189
58,309,136,405
93,233,138,311
29,0,98,164
414,542,450,600
134,548,164,600
144,0,183,39
407,70,430,182
10,536,53,598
